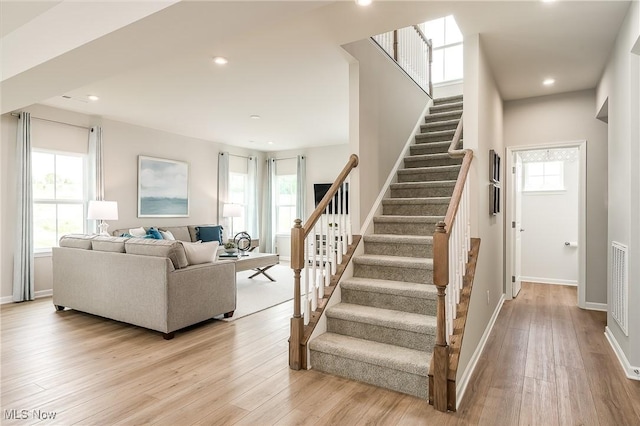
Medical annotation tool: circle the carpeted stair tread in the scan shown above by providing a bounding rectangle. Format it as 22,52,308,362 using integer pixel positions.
309,333,430,376
415,129,455,139
397,165,461,178
373,215,444,223
424,110,463,123
430,101,463,113
353,254,433,269
390,181,456,190
341,277,438,300
363,234,433,245
382,197,451,205
327,303,436,334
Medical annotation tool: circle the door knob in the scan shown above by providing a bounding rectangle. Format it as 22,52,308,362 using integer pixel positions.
520,228,525,232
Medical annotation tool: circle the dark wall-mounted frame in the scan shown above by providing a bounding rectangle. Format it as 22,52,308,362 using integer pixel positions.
489,150,501,215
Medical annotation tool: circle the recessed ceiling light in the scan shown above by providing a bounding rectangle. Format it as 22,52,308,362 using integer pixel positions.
541,0,556,3
355,0,372,6
88,95,99,101
250,115,261,120
543,78,555,86
267,141,274,145
212,56,228,65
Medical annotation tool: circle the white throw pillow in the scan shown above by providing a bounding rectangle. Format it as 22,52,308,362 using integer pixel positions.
182,241,219,265
159,230,175,240
129,227,147,237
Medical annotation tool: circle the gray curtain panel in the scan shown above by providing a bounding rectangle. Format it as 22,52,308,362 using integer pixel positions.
87,126,104,233
217,152,230,236
247,155,259,238
296,155,306,222
265,157,277,253
13,112,34,302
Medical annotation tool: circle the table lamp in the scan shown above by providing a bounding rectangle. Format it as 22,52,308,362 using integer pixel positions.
88,200,119,235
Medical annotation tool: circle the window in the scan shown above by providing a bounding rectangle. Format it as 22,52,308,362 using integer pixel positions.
275,174,297,234
423,15,463,84
523,161,564,192
229,172,247,234
32,151,86,251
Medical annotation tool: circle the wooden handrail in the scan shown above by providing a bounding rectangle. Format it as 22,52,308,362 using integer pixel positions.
289,154,359,370
412,25,430,46
442,115,473,232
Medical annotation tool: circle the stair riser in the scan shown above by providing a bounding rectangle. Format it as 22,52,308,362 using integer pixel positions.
309,351,428,399
354,263,433,285
433,96,463,106
410,143,450,156
425,112,462,123
415,133,455,143
420,122,458,133
327,317,435,352
364,240,433,258
373,221,438,236
391,186,454,198
430,104,463,114
382,203,449,216
397,170,460,182
404,157,463,168
342,288,437,316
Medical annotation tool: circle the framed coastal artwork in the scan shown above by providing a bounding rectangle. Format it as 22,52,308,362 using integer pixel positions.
138,156,189,217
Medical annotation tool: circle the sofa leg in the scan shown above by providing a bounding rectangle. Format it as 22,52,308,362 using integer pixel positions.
55,305,65,311
224,311,234,318
163,332,175,340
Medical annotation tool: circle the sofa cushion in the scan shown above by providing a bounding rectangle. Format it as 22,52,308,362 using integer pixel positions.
160,226,191,242
59,234,95,250
182,241,219,265
196,225,224,244
125,238,188,269
92,236,128,253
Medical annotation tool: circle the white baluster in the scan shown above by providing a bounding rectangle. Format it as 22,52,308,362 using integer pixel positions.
304,233,310,325
311,224,318,311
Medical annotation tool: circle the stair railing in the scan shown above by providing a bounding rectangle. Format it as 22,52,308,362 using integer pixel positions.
372,25,433,97
289,154,359,370
432,114,472,411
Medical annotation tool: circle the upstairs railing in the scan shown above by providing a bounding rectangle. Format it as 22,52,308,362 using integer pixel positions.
432,115,473,412
372,25,433,97
289,154,359,370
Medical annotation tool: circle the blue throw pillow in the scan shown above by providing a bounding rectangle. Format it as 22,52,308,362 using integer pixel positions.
147,227,163,239
196,225,223,244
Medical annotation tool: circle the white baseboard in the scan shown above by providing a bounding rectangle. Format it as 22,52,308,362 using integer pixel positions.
584,302,607,312
605,326,640,380
1,289,52,305
520,276,578,286
456,293,506,409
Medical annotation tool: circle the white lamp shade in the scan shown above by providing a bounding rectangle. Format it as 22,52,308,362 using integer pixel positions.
87,200,119,220
223,203,242,218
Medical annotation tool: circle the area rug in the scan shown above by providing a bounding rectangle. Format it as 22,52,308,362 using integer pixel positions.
221,263,294,321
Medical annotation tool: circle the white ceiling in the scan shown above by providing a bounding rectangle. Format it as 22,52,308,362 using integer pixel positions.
0,1,631,151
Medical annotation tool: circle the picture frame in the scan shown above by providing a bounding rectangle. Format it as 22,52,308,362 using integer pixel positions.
490,183,500,215
138,156,189,217
490,149,501,183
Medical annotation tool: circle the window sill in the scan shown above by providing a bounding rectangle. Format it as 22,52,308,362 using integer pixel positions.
522,189,567,195
34,250,52,258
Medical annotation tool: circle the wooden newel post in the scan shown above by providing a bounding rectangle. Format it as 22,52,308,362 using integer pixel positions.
289,219,305,370
393,29,399,61
432,221,450,412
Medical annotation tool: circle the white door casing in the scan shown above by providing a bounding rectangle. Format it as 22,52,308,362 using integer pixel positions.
513,152,523,297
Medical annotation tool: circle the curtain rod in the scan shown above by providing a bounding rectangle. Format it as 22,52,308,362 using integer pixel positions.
270,156,300,161
10,112,90,130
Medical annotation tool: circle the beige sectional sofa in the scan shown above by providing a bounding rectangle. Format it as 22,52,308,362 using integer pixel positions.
52,232,236,339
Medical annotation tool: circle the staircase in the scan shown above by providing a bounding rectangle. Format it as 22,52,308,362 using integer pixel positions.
308,95,463,399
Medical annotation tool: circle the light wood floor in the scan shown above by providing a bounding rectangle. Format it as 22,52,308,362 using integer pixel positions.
1,282,639,425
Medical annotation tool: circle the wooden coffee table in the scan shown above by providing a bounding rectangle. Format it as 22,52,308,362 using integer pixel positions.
220,252,280,281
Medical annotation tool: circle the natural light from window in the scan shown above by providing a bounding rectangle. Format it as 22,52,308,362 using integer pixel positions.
276,174,297,234
32,151,86,251
523,161,565,192
229,172,248,234
422,15,463,84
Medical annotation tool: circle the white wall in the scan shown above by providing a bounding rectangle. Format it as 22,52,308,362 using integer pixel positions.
597,0,640,371
270,144,350,259
457,33,505,383
1,104,265,300
504,90,609,304
342,39,430,227
520,154,579,285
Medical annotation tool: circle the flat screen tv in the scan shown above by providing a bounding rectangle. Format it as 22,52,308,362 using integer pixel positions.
314,183,349,214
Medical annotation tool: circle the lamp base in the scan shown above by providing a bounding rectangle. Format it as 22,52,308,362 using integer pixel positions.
98,221,110,236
